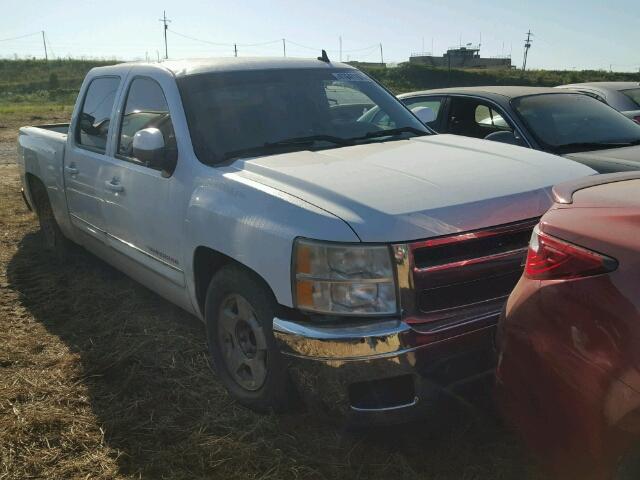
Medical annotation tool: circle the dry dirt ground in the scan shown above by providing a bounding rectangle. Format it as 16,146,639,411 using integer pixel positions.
0,114,545,479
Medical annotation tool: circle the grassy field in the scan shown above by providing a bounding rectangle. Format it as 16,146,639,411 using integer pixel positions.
0,103,551,479
2,58,640,105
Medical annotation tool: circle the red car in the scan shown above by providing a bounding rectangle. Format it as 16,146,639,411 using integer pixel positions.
496,172,640,479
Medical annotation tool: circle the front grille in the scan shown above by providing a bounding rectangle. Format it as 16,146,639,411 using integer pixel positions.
403,218,537,328
413,228,533,270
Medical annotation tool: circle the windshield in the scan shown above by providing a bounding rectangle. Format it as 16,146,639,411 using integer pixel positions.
512,93,640,154
177,68,429,164
621,87,640,108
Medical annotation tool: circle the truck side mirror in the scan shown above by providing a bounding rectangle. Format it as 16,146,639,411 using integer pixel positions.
132,128,175,176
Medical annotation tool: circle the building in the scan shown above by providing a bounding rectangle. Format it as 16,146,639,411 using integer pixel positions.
346,61,386,69
410,45,512,70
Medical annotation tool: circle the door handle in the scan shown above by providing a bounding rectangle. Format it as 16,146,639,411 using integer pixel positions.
65,165,78,175
105,180,124,193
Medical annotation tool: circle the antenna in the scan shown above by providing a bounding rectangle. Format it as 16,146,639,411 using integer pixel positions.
318,49,330,63
522,29,533,71
159,11,171,59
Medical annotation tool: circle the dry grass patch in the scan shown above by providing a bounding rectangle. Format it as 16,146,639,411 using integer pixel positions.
0,139,546,479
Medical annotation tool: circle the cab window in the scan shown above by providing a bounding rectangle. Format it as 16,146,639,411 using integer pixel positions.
447,97,513,139
118,77,177,168
76,76,120,152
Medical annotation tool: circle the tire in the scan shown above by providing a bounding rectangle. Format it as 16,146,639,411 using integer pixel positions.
30,179,75,259
204,264,293,412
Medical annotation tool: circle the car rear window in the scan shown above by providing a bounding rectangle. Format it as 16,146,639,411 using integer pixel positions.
621,88,640,108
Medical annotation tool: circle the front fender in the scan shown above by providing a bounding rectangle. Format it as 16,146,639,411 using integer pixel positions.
184,170,359,310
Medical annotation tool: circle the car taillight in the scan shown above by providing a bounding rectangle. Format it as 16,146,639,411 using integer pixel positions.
633,115,640,125
524,225,617,280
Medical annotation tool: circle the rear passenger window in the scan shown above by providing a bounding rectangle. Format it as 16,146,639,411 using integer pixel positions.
474,104,509,129
118,77,177,167
76,77,120,152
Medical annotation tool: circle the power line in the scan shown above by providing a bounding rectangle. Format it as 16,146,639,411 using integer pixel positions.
169,28,228,45
168,28,279,48
0,31,41,42
168,29,378,57
44,32,55,59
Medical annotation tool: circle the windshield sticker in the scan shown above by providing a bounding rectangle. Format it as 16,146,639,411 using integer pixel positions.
332,72,371,82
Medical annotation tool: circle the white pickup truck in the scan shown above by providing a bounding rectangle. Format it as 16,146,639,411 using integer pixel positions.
17,57,594,421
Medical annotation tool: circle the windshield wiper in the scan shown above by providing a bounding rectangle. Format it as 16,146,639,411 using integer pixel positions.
352,126,430,141
222,135,351,162
264,134,352,148
557,140,640,153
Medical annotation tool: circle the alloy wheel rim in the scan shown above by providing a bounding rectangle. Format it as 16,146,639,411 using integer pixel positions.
217,293,268,391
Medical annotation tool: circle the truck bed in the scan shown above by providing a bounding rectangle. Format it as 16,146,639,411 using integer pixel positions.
30,123,70,135
18,124,69,224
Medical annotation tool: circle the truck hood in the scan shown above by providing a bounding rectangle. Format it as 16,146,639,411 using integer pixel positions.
563,144,640,173
233,134,594,242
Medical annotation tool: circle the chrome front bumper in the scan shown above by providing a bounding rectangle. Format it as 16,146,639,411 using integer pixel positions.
273,316,497,423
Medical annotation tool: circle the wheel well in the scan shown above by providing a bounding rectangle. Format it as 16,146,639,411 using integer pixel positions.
25,173,45,210
193,247,278,317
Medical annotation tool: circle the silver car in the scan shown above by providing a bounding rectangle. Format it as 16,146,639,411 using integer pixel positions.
556,82,640,123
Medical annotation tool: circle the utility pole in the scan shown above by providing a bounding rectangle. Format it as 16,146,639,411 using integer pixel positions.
159,11,171,59
282,38,286,57
339,36,342,62
234,43,238,57
379,43,384,66
41,31,48,61
522,29,533,71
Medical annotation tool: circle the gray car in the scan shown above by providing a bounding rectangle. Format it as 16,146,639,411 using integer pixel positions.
397,86,640,173
556,82,640,122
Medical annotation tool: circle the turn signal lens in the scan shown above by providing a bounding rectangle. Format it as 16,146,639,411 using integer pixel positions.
524,225,617,280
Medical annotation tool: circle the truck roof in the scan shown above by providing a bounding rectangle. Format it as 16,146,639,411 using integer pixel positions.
90,57,356,78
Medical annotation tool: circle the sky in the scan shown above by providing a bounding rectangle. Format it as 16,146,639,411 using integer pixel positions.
1,0,638,71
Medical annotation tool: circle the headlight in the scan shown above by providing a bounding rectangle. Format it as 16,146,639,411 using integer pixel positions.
292,239,397,315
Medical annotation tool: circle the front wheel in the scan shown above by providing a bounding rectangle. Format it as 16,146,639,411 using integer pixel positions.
204,264,293,412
